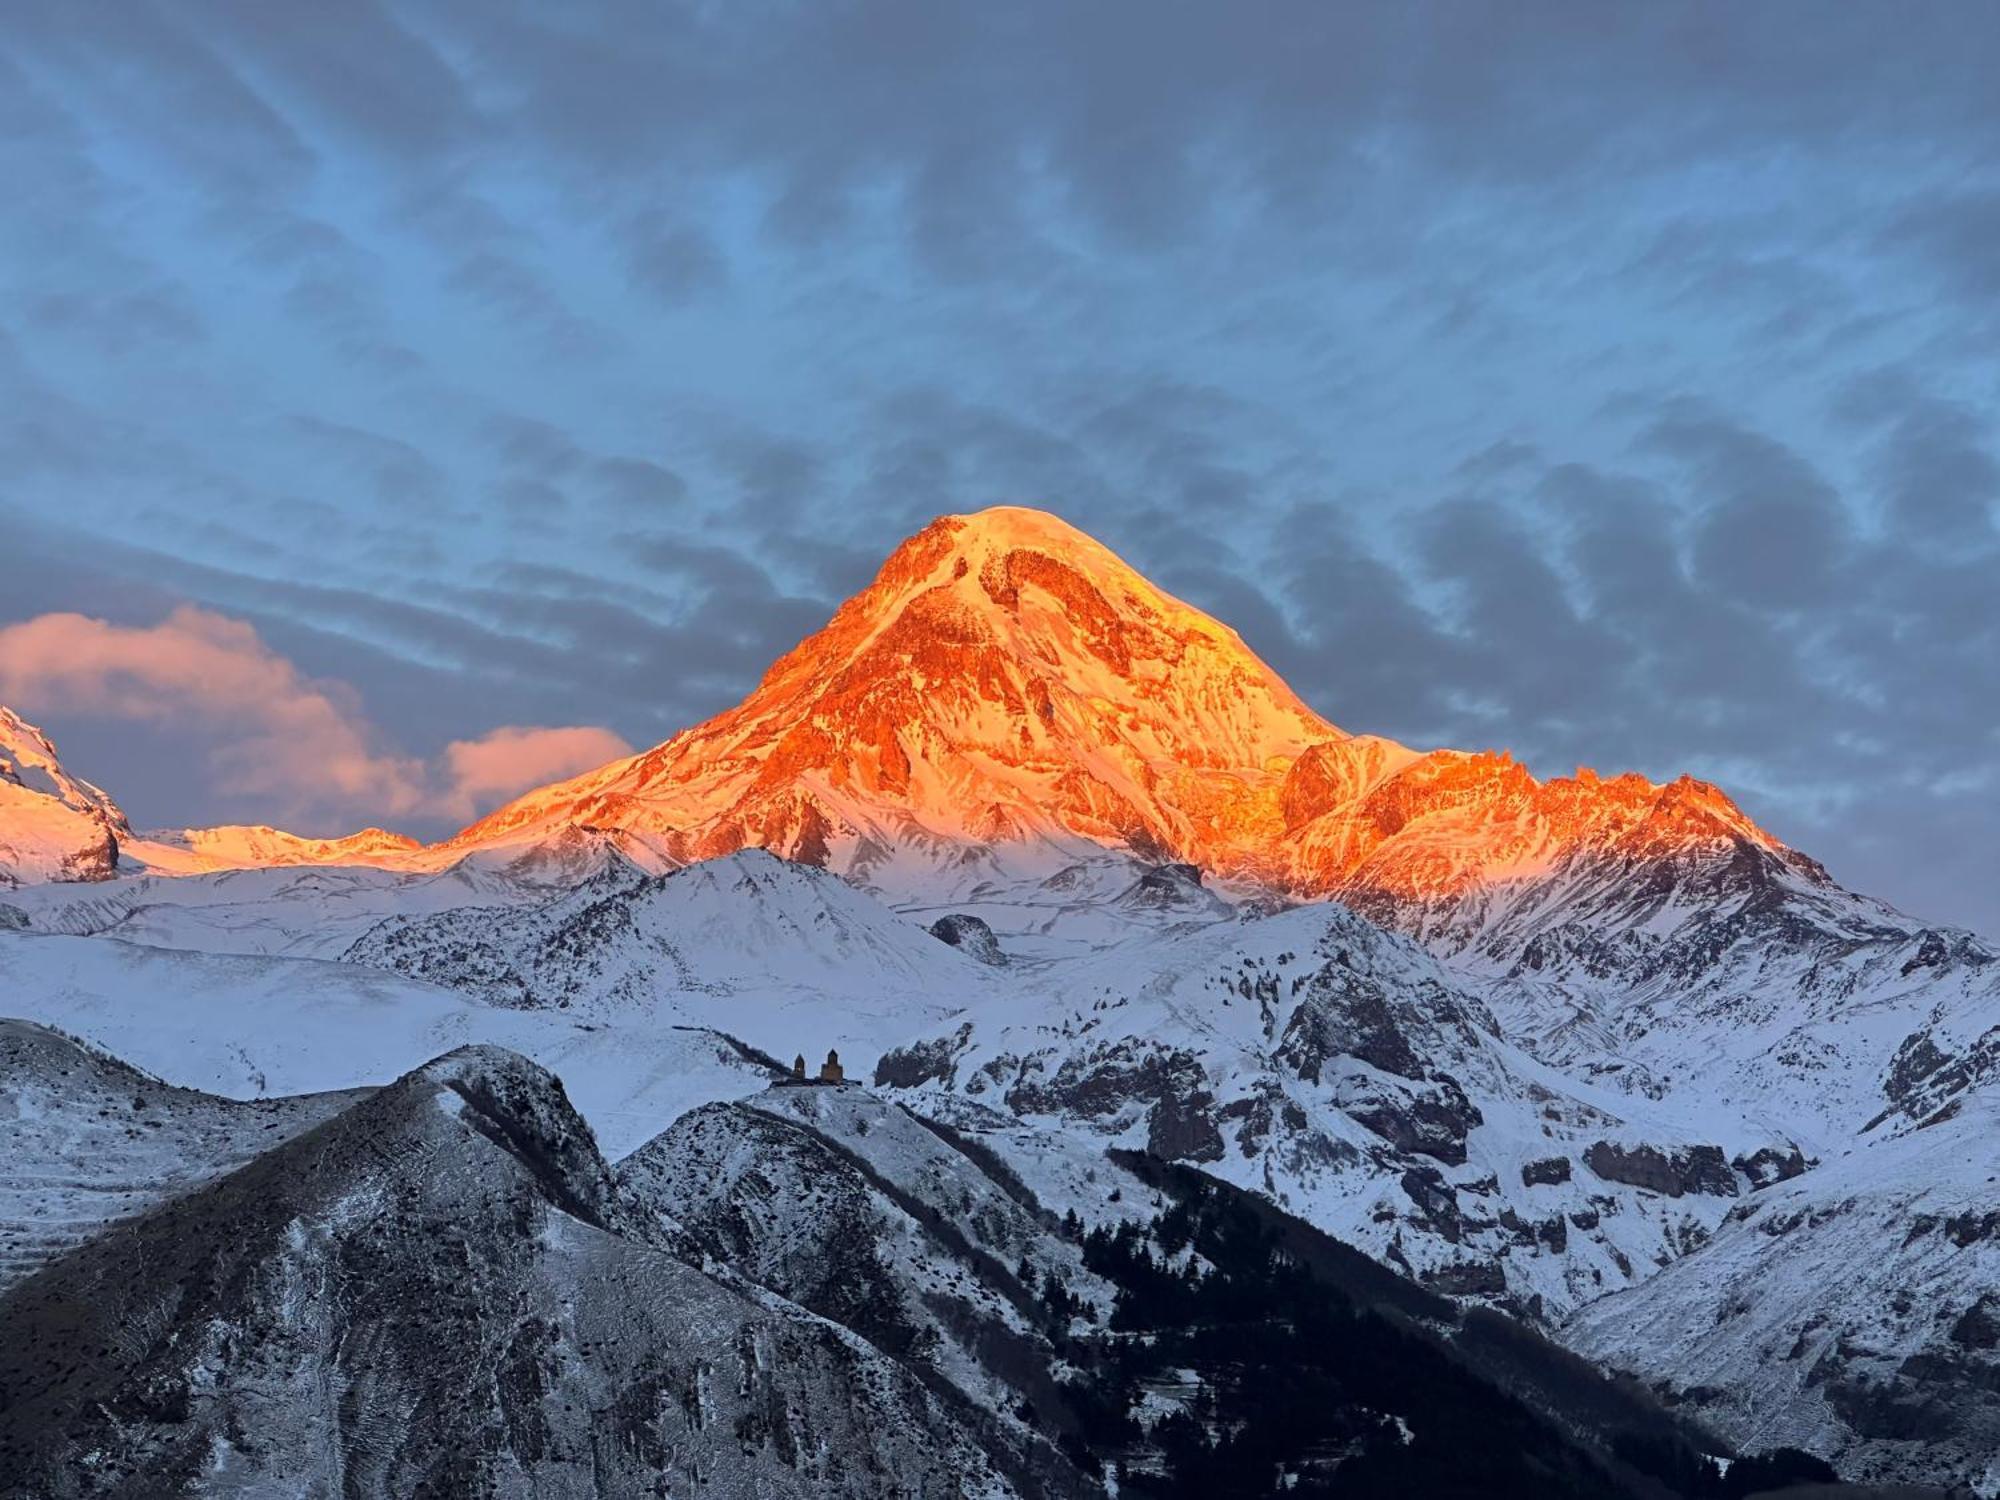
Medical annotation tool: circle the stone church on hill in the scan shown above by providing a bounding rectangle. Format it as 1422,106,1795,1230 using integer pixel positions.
790,1049,845,1084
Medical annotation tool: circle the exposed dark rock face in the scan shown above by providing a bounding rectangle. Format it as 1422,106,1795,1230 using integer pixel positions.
1522,1156,1573,1187
929,912,1006,965
68,824,120,882
1216,1082,1308,1161
1001,1040,1210,1132
988,1036,1225,1160
1585,1141,1739,1199
1279,974,1425,1080
1339,1069,1482,1165
1425,1258,1510,1297
1878,1024,2000,1128
1118,862,1229,916
874,1023,975,1089
1145,1087,1225,1162
1898,928,1991,978
1951,1297,2000,1351
1732,1145,1809,1190
1400,1165,1466,1242
1274,953,1489,1164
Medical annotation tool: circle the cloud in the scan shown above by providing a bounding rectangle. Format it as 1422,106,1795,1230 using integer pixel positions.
438,724,634,822
0,606,427,818
1888,191,2000,301
0,606,630,833
620,211,728,305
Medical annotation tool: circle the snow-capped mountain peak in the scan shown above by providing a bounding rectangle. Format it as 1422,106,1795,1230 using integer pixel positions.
444,506,1347,878
0,707,126,885
435,507,1822,928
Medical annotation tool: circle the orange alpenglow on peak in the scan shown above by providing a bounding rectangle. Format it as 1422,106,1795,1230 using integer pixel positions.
441,506,1824,911
0,508,1822,908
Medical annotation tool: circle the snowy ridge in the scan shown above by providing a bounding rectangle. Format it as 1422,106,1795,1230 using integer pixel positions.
620,1082,1116,1460
342,849,987,1067
429,509,1832,934
0,1041,1044,1497
0,1020,366,1291
125,822,422,874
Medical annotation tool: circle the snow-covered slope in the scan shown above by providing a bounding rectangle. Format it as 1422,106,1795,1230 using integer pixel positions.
0,1020,367,1291
124,822,423,873
441,507,1342,884
1,508,1992,1489
0,834,645,959
432,509,1842,933
0,929,785,1156
343,849,988,1068
1478,890,2000,1154
0,705,443,885
348,848,987,1011
1,1028,1759,1499
874,898,1798,1321
0,512,1943,969
1566,1095,2000,1494
621,1083,1115,1458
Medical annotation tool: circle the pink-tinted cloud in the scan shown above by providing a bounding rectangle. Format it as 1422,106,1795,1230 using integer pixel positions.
0,606,429,818
0,608,631,830
438,725,634,822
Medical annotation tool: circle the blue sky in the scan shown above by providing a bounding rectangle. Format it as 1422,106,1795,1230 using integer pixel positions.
1,3,1995,932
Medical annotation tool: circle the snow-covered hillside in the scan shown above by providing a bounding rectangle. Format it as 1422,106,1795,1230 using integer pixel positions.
0,929,785,1156
1566,1095,2000,1494
621,1083,1119,1452
0,1042,1042,1498
0,1021,367,1291
870,894,1806,1321
347,847,991,1017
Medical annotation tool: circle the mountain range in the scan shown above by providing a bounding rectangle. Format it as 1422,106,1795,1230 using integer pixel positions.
1,506,1993,1497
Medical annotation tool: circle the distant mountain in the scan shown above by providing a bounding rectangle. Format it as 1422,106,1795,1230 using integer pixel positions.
0,707,125,884
438,508,1834,928
0,704,427,887
0,509,1908,988
135,822,423,871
